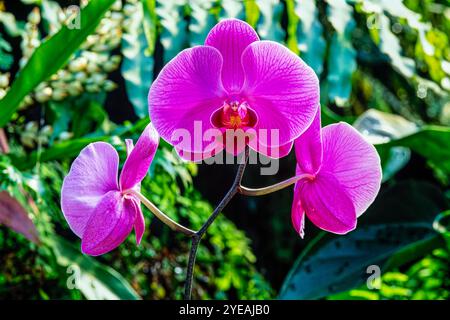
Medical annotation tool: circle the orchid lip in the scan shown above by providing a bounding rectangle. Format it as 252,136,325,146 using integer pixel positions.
210,100,258,130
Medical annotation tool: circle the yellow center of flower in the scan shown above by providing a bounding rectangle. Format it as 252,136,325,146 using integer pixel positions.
221,101,250,129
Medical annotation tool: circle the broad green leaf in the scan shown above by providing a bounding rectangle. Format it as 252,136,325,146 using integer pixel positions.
383,125,450,175
243,0,259,28
142,0,158,56
279,180,447,300
0,0,116,127
220,0,245,19
255,0,285,42
295,0,326,76
325,0,357,106
10,118,150,170
12,136,110,170
122,1,154,118
360,0,434,55
285,0,298,54
354,109,450,178
49,236,140,300
188,0,217,46
378,14,416,78
156,0,188,63
353,109,419,144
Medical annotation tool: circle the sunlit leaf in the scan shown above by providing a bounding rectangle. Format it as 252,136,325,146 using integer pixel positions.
325,0,357,106
156,0,188,63
188,0,217,46
121,1,154,118
49,236,140,300
0,0,116,127
295,0,326,76
255,0,285,42
280,181,447,300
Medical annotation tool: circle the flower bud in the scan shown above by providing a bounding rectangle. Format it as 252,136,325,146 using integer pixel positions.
35,87,53,103
0,73,10,88
28,7,41,25
69,57,88,72
52,89,67,101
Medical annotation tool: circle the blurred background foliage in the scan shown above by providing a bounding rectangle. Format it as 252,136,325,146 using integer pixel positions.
0,0,449,299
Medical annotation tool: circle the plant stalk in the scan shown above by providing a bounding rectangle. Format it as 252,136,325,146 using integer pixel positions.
183,146,249,300
126,189,196,236
237,173,315,196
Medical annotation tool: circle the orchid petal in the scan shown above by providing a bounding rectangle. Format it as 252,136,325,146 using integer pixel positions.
321,123,382,216
291,182,306,238
300,172,357,234
241,41,320,147
130,197,145,245
205,18,259,93
120,123,159,191
294,107,322,175
61,142,119,238
149,46,226,156
81,191,136,256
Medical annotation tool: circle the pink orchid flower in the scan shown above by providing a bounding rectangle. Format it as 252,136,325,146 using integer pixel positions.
291,109,382,237
148,18,319,161
61,123,159,256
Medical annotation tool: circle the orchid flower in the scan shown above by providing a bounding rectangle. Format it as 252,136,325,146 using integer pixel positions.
61,123,159,256
291,109,382,237
148,18,319,161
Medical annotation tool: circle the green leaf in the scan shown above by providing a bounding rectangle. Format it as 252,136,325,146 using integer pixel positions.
325,0,356,106
383,125,450,175
11,135,111,171
279,180,447,300
142,0,158,56
49,236,140,300
220,0,245,19
122,1,154,118
0,0,116,127
295,0,326,76
255,0,285,42
188,0,217,46
353,109,450,178
156,0,188,63
378,14,416,78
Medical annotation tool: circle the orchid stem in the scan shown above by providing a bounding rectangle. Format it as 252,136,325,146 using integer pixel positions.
237,173,314,196
126,189,196,236
184,146,250,300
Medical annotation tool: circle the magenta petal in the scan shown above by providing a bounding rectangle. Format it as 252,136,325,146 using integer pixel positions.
294,107,322,175
119,123,159,191
130,197,145,245
205,19,259,93
321,123,382,217
291,182,305,238
301,172,357,234
61,142,119,238
148,46,226,155
241,41,320,146
81,191,136,256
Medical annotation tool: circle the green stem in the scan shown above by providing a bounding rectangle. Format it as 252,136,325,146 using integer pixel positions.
126,189,196,236
237,173,314,196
